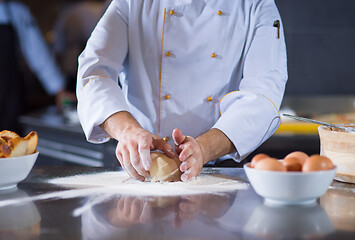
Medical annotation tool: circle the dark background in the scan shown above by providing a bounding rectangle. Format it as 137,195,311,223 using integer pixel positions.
276,0,355,96
20,0,355,96
14,0,106,110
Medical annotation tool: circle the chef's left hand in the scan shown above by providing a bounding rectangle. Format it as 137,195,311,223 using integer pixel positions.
172,128,206,182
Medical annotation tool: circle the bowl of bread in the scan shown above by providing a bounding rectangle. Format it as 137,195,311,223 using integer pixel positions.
0,130,39,190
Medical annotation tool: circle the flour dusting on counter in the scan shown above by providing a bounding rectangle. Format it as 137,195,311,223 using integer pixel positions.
0,170,248,211
48,170,249,196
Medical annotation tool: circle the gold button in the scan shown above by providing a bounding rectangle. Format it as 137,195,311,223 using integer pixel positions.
164,94,171,100
217,10,223,15
163,137,169,142
169,10,175,15
211,53,217,58
207,96,213,102
166,51,171,57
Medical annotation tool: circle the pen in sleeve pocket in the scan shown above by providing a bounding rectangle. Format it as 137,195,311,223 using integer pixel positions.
273,20,280,39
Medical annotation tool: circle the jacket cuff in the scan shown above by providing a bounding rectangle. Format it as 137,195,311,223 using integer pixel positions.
213,91,281,161
77,77,130,143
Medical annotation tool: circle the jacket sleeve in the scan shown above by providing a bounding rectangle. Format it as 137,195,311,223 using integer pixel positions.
213,0,288,161
77,0,130,143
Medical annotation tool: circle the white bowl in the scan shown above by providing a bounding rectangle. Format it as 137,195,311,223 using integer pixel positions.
244,203,335,237
0,152,39,190
0,189,41,230
244,163,336,205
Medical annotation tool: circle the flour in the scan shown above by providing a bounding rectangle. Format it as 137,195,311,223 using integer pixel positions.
0,170,249,214
49,170,249,217
48,170,249,196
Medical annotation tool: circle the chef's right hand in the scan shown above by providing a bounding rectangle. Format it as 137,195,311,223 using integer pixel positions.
116,126,175,181
108,197,153,227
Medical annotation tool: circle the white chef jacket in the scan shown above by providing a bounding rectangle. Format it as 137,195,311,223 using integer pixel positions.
0,1,65,95
77,0,288,161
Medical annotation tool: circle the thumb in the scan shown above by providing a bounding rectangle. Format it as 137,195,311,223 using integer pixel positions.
172,128,185,145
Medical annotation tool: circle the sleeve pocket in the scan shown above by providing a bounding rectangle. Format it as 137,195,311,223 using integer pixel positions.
270,22,287,75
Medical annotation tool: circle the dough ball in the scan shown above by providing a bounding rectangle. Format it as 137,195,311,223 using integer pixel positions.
150,152,182,182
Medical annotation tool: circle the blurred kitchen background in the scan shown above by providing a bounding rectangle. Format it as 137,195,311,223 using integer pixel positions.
13,0,355,166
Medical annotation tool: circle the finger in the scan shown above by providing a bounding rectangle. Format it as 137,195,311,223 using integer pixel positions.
117,198,125,212
178,202,196,220
131,198,144,221
181,155,202,182
123,197,134,218
180,156,197,172
153,138,176,158
138,137,152,171
116,152,124,169
140,201,153,223
181,169,193,182
172,128,186,145
130,144,149,178
178,142,195,162
115,144,124,168
175,145,182,156
122,150,145,181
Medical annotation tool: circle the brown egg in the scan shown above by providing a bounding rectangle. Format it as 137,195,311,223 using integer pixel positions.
284,151,309,165
282,157,302,171
250,153,269,168
302,155,334,172
254,158,286,172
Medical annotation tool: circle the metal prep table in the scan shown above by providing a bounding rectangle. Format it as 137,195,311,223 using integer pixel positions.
0,166,354,240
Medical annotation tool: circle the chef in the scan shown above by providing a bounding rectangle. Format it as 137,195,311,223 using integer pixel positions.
77,0,288,181
0,0,74,131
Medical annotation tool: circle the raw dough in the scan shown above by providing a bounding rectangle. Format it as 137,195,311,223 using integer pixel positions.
150,152,182,182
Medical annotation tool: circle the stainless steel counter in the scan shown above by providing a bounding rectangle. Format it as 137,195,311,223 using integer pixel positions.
0,167,354,240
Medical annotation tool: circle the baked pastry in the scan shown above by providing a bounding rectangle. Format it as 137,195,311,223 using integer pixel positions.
0,130,38,158
25,131,38,155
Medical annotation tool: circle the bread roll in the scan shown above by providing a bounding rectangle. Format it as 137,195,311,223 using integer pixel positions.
0,130,20,142
149,152,182,182
8,137,28,157
25,131,38,155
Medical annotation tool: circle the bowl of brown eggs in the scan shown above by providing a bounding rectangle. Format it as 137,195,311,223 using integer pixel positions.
244,151,336,205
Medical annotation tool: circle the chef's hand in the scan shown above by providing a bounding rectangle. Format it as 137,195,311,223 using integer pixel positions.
100,111,175,181
177,195,202,220
172,128,206,182
108,197,153,227
172,195,202,228
116,127,175,181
